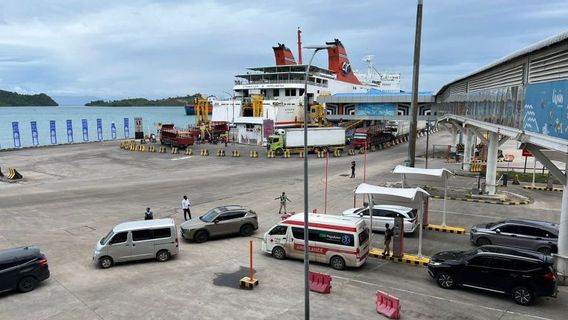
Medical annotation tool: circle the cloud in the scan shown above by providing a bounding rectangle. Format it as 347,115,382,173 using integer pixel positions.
0,0,567,98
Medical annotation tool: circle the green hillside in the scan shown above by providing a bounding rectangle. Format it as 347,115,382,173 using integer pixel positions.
85,94,201,106
0,89,58,106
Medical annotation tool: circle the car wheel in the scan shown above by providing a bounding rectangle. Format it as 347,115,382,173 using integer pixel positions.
156,250,170,262
330,256,346,270
436,272,456,289
512,286,535,305
194,230,209,243
537,247,552,255
240,224,254,237
17,276,37,293
99,256,113,269
272,246,286,260
476,237,491,246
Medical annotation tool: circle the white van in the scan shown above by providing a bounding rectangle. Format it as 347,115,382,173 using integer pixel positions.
93,218,179,269
262,213,370,270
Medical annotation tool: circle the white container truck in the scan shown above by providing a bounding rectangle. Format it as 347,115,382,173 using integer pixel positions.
267,127,345,154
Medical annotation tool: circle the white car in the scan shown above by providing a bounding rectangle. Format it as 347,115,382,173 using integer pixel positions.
342,205,418,234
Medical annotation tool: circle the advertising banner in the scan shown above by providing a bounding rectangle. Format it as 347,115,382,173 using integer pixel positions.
31,121,39,146
111,122,117,140
50,120,57,144
524,80,568,140
82,119,89,141
12,122,21,148
67,120,74,143
263,119,274,138
355,103,397,117
97,118,103,141
124,118,130,138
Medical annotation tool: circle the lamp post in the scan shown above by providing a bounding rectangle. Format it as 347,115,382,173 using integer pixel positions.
302,44,334,320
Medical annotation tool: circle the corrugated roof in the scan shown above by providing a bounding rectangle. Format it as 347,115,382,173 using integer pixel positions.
332,88,433,98
435,30,568,96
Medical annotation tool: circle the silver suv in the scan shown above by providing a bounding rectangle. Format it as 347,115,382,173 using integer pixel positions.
470,219,558,255
180,205,258,243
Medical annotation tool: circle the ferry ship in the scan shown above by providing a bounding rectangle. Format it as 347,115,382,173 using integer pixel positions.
211,31,400,145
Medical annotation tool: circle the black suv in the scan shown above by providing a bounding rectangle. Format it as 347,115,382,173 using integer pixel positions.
428,245,557,305
0,246,50,293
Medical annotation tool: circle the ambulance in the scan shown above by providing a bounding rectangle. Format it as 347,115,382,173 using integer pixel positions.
262,213,370,270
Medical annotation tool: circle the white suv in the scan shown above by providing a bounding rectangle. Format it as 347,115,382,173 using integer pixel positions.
342,205,418,234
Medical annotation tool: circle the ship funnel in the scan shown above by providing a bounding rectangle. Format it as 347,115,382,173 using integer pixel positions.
273,43,297,65
325,39,361,85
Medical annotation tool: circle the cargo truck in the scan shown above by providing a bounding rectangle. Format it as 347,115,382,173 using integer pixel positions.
159,124,195,148
351,125,394,150
267,127,345,154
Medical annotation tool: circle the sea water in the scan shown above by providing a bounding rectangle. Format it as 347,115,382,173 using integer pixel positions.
0,106,195,149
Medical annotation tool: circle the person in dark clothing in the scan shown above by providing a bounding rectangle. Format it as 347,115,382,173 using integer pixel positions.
144,208,154,220
350,161,356,178
383,223,393,256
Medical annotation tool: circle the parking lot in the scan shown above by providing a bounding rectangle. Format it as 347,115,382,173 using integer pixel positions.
0,131,566,320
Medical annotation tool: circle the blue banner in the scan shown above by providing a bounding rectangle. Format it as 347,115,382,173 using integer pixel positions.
111,122,117,140
124,118,130,138
96,118,103,141
31,121,39,146
12,122,21,148
355,103,397,117
50,120,57,144
66,120,74,143
524,80,568,140
82,119,89,141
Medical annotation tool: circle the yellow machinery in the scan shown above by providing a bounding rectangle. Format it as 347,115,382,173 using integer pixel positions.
252,95,263,117
195,97,210,127
310,104,326,127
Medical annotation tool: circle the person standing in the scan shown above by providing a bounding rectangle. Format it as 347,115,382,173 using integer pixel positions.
275,192,291,214
182,195,192,221
350,161,356,178
382,223,393,257
144,208,154,220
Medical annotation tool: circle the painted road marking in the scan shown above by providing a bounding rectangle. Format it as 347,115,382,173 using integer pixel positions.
332,275,553,320
171,156,193,161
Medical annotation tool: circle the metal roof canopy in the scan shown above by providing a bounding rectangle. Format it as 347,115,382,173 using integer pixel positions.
355,183,429,258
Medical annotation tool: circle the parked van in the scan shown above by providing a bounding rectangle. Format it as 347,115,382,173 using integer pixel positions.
93,218,179,269
262,213,370,270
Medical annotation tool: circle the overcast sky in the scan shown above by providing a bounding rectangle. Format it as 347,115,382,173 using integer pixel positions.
1,0,567,102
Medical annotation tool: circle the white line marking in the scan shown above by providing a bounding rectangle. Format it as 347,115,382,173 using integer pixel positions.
429,209,506,219
171,156,193,161
332,275,553,320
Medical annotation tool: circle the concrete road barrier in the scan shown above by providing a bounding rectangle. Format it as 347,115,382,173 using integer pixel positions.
200,148,209,156
249,150,258,158
185,148,192,155
267,151,275,158
231,150,240,157
283,150,291,158
159,146,166,153
171,147,179,154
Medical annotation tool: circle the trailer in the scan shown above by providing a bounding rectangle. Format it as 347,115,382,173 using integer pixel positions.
351,125,394,149
267,127,345,154
159,124,195,148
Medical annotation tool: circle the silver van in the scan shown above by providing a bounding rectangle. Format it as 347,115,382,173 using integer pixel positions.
93,218,179,269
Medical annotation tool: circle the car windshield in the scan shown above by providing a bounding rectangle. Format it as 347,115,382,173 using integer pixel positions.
100,230,113,245
200,208,222,223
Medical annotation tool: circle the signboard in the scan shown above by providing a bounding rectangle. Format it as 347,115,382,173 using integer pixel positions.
96,118,103,141
50,120,57,144
82,119,89,141
12,122,21,148
355,103,397,117
30,121,39,146
124,118,130,138
522,148,533,157
134,117,144,139
263,119,274,138
111,122,117,140
66,120,74,143
524,80,568,140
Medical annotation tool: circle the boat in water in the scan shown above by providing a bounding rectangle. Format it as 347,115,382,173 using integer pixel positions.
185,103,212,116
211,30,400,145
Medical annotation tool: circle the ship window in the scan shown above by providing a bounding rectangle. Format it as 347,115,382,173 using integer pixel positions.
291,89,296,96
285,89,291,96
299,89,304,96
273,89,279,97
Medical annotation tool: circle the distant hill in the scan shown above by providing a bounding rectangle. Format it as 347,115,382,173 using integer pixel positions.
0,90,58,106
85,94,201,106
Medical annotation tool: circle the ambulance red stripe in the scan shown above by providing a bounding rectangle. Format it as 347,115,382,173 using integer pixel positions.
282,220,357,232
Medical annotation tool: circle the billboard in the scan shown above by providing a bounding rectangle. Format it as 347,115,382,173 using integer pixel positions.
355,104,397,117
263,119,274,138
523,80,568,140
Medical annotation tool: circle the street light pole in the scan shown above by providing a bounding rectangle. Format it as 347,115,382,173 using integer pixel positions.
302,45,333,320
408,0,424,167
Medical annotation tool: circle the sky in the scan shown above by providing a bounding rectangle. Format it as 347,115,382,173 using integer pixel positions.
1,0,568,104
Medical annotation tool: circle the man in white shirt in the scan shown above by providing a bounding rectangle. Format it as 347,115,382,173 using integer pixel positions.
182,195,192,220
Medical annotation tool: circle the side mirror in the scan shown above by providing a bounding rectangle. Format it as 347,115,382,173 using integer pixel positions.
495,228,501,234
213,219,219,224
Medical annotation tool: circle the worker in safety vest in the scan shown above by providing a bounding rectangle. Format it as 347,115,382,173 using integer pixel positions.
275,192,291,214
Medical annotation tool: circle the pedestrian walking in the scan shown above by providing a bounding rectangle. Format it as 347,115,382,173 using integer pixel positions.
182,195,192,221
350,161,356,178
144,207,154,220
382,223,393,256
275,192,291,214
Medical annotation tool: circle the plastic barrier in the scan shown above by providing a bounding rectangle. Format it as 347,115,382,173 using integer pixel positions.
7,168,23,180
186,148,193,155
200,148,209,156
308,271,332,294
171,147,179,154
217,149,225,157
376,290,401,319
232,150,240,157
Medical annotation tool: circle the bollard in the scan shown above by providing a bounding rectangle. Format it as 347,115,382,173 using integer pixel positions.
186,148,193,155
239,240,259,289
171,147,179,154
232,150,240,157
299,150,304,158
283,150,291,158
